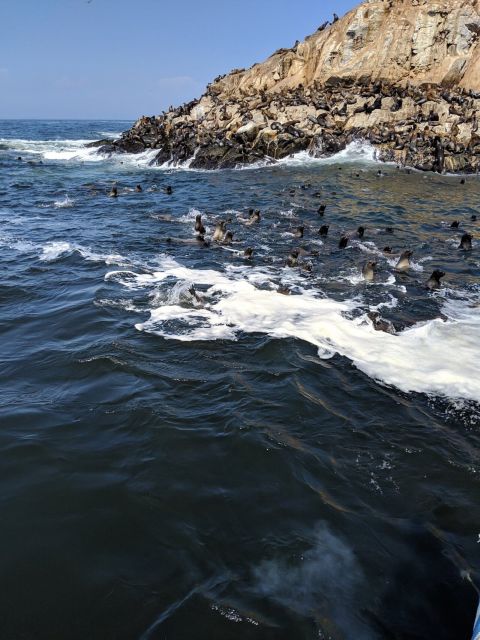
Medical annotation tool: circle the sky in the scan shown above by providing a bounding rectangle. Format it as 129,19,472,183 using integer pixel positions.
1,0,357,120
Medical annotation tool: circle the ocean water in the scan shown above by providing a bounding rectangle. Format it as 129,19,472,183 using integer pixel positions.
0,119,479,640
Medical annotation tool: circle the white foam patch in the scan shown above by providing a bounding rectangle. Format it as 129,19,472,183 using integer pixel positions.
54,195,75,208
3,136,387,173
280,141,377,167
39,241,127,265
107,256,480,402
97,131,122,139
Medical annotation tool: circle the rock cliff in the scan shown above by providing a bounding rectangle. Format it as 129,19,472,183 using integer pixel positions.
100,0,480,173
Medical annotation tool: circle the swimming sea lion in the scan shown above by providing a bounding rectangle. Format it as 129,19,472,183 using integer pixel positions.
189,285,203,303
223,231,234,245
450,220,460,229
195,214,206,235
244,247,254,259
319,225,329,237
339,236,349,249
249,210,261,224
295,226,304,239
164,185,173,195
318,204,326,215
108,186,118,198
287,249,299,267
471,215,477,221
166,236,209,247
135,184,142,192
395,250,413,272
213,221,226,242
362,261,377,281
367,311,396,334
357,226,366,239
297,247,318,257
383,246,392,253
459,233,472,250
426,269,445,290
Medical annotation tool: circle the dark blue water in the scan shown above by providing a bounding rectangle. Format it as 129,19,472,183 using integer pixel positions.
0,120,479,640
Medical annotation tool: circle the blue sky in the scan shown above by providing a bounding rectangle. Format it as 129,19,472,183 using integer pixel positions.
1,0,357,119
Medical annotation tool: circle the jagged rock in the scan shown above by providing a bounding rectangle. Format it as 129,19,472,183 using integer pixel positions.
94,0,480,173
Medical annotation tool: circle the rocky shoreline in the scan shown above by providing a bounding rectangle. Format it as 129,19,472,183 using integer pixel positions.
98,79,480,173
95,0,480,174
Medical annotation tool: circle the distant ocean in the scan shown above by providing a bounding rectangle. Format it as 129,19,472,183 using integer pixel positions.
0,119,479,640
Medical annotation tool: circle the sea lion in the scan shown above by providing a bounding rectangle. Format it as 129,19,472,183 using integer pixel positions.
166,235,209,247
362,260,377,281
108,186,118,198
450,220,460,229
164,185,173,195
395,250,413,272
426,270,445,290
367,311,396,334
385,227,394,234
249,210,261,224
357,226,366,239
189,285,203,303
471,215,477,221
287,249,299,267
339,236,349,249
459,233,472,250
135,184,142,193
318,204,326,215
223,231,234,245
244,247,254,259
383,246,393,254
297,247,318,257
195,214,206,235
295,226,305,239
319,225,329,237
213,221,226,242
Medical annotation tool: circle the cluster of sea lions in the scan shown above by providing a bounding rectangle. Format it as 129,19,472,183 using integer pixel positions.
107,182,173,198
98,169,476,336
98,77,480,174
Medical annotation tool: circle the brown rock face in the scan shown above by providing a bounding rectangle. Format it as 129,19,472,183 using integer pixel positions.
213,0,480,95
100,0,480,173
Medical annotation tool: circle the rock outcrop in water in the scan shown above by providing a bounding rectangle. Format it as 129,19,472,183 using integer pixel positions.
101,0,480,173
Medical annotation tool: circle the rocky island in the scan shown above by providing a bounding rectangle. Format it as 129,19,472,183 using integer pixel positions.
99,0,480,173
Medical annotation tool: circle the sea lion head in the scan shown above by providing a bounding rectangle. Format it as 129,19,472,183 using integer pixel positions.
395,250,413,272
426,270,445,289
459,233,472,250
362,260,377,281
